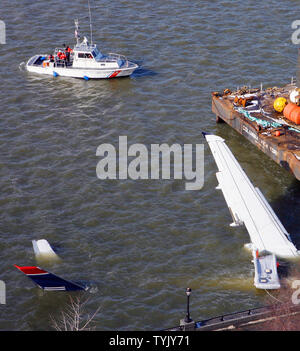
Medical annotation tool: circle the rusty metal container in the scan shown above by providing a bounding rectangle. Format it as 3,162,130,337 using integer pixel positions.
283,103,300,125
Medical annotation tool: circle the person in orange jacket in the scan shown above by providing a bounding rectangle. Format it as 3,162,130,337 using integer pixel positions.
64,45,73,63
58,51,66,61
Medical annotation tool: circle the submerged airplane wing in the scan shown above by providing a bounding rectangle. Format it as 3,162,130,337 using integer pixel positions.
14,265,86,291
204,133,299,259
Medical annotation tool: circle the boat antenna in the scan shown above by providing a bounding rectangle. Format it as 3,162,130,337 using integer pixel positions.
74,18,80,45
87,0,93,44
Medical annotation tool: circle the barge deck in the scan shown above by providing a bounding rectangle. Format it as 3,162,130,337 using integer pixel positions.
211,84,300,181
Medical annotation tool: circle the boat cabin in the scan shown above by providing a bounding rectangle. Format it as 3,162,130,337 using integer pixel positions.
71,41,126,69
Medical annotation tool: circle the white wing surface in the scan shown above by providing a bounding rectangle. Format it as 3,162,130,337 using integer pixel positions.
205,133,299,259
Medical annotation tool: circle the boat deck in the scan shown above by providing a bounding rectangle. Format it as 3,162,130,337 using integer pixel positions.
211,84,300,181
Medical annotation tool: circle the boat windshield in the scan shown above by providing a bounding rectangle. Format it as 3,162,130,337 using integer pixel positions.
92,47,104,61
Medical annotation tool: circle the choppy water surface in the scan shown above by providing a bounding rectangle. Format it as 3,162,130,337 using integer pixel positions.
1,0,300,330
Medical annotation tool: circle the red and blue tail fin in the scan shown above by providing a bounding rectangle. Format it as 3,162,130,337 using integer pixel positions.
14,265,86,291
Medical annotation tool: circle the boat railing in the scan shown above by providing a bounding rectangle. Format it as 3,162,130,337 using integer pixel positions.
54,59,67,67
27,55,40,66
53,47,64,55
52,48,73,67
53,48,74,58
107,53,129,67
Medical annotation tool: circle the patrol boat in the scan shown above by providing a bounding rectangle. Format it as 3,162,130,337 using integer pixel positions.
26,19,138,79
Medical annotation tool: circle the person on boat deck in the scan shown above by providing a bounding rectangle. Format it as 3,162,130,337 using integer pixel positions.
64,44,73,63
57,51,67,62
49,55,54,62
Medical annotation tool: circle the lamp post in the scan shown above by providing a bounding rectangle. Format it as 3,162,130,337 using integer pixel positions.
184,287,192,323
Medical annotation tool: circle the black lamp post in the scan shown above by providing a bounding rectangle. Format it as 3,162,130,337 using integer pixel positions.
184,287,192,323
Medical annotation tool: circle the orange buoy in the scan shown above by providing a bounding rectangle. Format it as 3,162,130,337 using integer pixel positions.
283,103,300,125
275,131,281,137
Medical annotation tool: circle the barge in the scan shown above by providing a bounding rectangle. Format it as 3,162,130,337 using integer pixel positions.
211,83,300,180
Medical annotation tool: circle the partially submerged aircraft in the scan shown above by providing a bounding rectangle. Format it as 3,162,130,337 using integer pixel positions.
14,265,87,291
203,133,300,289
15,239,88,291
32,239,60,261
252,250,280,290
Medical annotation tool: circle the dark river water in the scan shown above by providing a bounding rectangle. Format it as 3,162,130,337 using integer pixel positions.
0,0,300,331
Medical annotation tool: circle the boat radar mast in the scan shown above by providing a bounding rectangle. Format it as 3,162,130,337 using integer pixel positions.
74,0,93,45
87,0,93,45
74,18,80,45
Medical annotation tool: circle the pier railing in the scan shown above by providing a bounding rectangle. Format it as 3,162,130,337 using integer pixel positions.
164,304,300,331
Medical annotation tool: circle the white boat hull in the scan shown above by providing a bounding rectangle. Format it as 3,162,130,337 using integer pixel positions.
26,55,138,79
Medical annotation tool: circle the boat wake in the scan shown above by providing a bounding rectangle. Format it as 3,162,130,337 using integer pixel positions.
131,67,157,78
19,62,26,71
